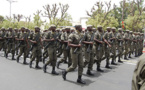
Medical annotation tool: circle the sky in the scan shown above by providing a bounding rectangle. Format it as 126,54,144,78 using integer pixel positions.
0,0,123,22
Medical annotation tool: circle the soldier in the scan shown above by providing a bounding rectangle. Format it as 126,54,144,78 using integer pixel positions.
5,28,16,60
123,30,130,60
133,32,138,57
62,25,86,84
29,26,43,69
43,25,59,75
0,27,6,54
93,25,104,72
141,33,144,55
138,33,143,56
116,28,123,63
132,55,145,90
14,28,20,55
83,25,95,75
103,27,112,69
110,27,117,65
128,31,133,58
16,27,29,64
57,28,64,57
57,27,72,68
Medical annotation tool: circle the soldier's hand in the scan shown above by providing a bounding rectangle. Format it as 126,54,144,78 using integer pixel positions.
78,44,81,47
109,45,111,48
51,38,55,41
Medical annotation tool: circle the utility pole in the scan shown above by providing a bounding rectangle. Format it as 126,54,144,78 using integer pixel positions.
6,0,17,18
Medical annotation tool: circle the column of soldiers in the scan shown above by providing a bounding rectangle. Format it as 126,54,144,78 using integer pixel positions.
0,25,144,84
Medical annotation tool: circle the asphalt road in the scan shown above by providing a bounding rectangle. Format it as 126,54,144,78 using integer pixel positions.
0,51,142,90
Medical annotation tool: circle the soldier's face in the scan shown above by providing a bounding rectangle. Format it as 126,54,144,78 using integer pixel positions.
78,26,82,32
98,27,102,32
51,27,56,32
107,28,111,32
87,27,92,31
66,29,70,33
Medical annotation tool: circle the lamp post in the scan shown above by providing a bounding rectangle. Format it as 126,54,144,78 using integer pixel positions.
6,0,17,18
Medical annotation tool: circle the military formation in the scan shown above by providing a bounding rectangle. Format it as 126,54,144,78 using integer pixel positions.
0,25,144,84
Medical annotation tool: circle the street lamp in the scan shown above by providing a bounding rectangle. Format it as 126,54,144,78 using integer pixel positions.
6,0,17,18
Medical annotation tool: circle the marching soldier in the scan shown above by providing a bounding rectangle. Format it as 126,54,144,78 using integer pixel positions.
62,25,86,84
128,31,133,58
83,25,95,75
5,28,16,60
123,30,130,60
16,27,29,64
29,26,43,69
57,27,72,68
110,27,117,65
43,25,59,75
0,28,6,54
103,27,112,68
93,25,104,72
116,28,123,63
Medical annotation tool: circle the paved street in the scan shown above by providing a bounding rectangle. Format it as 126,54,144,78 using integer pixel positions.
0,51,143,90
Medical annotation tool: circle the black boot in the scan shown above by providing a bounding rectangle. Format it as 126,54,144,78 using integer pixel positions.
118,56,123,63
111,60,117,65
29,61,33,68
97,65,104,72
57,61,60,69
77,75,86,84
43,64,47,73
105,63,112,69
35,61,41,69
62,70,67,80
124,55,129,60
12,54,16,60
51,67,59,75
5,53,8,58
23,58,28,65
128,54,131,58
86,70,94,76
64,60,68,64
16,57,19,63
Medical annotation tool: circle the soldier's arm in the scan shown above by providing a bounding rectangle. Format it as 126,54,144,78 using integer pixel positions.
68,34,81,47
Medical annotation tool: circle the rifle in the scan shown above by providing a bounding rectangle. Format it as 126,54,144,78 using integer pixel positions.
15,33,27,50
30,33,40,51
98,32,104,51
87,33,94,53
73,33,87,54
44,32,59,49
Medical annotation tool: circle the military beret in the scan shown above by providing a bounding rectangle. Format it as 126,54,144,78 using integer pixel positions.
97,25,102,28
65,27,70,30
87,25,92,28
129,31,133,33
106,27,111,29
112,27,116,30
118,28,122,31
1,27,5,30
50,25,56,28
126,30,130,32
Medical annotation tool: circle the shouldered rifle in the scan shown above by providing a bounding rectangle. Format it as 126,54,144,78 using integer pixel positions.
73,33,87,54
87,33,94,53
